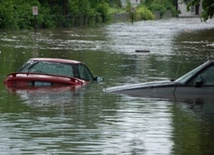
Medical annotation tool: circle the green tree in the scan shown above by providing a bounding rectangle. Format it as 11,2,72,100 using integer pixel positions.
0,0,16,29
136,6,155,20
0,0,114,29
144,0,178,17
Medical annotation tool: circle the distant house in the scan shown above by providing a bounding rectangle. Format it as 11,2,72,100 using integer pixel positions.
178,0,202,17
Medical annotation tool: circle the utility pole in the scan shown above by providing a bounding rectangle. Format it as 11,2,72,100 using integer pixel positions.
131,7,135,24
32,6,38,34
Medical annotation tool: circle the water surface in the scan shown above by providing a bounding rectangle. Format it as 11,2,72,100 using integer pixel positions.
0,18,214,154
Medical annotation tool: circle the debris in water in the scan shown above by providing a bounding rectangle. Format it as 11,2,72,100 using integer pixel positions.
135,49,150,53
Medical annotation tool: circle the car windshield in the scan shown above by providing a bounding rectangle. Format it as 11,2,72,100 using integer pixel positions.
17,60,94,81
175,62,207,84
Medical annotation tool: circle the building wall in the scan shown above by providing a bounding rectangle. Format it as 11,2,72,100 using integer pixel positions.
178,0,202,17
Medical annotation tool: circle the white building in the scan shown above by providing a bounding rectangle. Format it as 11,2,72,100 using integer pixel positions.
178,0,202,17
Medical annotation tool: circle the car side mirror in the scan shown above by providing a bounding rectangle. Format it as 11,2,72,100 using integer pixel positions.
195,81,203,88
94,77,104,82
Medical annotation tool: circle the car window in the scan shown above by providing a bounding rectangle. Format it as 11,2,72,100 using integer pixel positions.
19,61,74,77
17,60,36,72
188,65,214,85
18,60,95,81
77,64,94,81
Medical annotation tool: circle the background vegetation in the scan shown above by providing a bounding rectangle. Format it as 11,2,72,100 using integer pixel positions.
145,0,178,17
0,0,212,30
0,0,119,29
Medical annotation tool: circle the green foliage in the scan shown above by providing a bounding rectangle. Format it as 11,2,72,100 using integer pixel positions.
38,6,55,28
150,2,167,17
136,6,155,20
96,2,110,22
0,0,114,29
107,0,121,8
125,0,132,12
0,0,17,29
146,0,178,17
15,3,34,29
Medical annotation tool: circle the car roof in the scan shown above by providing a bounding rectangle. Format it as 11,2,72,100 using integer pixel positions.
29,58,83,64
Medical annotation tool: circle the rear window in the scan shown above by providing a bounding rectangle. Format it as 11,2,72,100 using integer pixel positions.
18,61,74,77
18,60,94,81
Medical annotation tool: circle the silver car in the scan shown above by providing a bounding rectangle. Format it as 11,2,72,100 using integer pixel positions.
106,60,214,101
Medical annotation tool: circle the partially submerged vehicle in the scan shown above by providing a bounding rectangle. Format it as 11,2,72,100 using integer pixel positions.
4,58,103,88
106,60,214,101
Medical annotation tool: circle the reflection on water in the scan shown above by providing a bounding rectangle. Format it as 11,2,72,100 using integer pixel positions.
0,18,214,154
97,97,173,155
6,86,83,106
172,99,214,155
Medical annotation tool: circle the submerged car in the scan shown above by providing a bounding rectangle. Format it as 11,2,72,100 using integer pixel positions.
4,58,103,88
106,60,214,101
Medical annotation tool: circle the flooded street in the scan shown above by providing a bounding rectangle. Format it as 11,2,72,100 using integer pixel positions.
0,18,214,154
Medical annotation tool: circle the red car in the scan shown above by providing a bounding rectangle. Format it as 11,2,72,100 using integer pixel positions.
4,58,103,88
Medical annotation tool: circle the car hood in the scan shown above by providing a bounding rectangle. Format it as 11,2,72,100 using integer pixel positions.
105,80,176,93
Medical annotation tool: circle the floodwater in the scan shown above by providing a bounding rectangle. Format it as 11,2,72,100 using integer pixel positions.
0,18,214,154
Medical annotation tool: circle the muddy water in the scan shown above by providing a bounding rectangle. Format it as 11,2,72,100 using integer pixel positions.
0,18,214,154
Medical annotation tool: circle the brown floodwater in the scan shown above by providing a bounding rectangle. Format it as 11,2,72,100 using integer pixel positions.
0,18,214,154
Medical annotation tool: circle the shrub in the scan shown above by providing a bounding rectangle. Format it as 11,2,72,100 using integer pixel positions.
148,0,178,18
136,6,155,20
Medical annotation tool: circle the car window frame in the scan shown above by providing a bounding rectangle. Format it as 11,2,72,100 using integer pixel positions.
76,64,94,81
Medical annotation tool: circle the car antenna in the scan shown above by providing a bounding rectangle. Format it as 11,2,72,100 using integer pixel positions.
174,60,181,80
